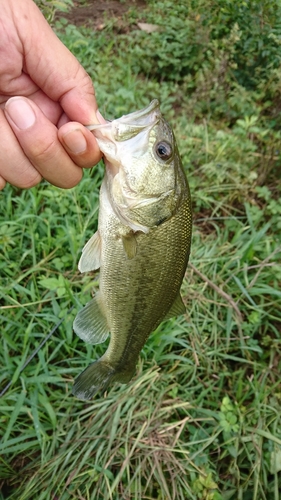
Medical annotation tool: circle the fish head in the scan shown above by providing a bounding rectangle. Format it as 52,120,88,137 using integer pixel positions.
87,100,187,232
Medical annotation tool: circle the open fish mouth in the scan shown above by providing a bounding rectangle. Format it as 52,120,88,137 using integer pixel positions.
86,99,160,141
112,99,160,125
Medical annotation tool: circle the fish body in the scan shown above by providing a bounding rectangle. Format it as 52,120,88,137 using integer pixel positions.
72,100,192,400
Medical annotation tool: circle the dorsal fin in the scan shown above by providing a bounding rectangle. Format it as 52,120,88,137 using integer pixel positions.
163,293,186,321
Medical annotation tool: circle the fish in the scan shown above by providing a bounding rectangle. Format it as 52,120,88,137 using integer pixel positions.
72,99,192,400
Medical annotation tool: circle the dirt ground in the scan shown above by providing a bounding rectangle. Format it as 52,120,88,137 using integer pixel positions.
58,0,146,29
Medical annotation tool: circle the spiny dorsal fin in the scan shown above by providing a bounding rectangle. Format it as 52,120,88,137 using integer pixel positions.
78,231,102,273
73,295,109,344
164,293,186,321
122,234,137,259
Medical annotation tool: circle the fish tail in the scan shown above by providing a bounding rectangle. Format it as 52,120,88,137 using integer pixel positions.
72,359,133,400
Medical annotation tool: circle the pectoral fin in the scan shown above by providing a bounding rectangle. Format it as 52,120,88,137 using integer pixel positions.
122,234,137,259
78,231,102,273
73,294,109,344
164,293,186,321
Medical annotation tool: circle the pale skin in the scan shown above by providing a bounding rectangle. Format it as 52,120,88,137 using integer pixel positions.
0,0,103,191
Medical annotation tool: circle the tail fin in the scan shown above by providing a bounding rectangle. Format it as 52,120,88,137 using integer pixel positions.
72,360,132,400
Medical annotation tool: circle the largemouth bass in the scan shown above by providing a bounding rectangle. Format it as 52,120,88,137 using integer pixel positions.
72,100,192,400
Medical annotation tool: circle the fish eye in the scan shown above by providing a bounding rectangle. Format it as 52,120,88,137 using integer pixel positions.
155,141,173,161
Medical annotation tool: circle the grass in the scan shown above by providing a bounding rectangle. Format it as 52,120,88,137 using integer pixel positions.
1,1,281,499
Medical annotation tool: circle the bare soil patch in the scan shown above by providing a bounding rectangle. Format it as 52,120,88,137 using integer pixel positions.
58,0,146,29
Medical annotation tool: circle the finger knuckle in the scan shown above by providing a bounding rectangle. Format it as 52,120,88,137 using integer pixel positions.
30,138,58,163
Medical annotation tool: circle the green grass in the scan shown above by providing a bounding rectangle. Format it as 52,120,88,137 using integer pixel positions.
1,1,281,499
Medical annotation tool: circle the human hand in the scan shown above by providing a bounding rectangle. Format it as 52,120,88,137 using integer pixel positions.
0,0,102,190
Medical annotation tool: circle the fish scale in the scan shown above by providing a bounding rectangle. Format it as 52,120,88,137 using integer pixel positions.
103,200,191,370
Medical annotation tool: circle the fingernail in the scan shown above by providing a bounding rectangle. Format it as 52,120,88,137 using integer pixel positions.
62,129,87,154
5,97,36,130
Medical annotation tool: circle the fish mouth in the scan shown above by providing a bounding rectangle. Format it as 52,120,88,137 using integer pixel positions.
113,99,160,126
86,99,160,140
86,100,161,179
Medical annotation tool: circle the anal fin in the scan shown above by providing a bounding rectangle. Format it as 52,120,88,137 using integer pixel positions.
73,294,109,344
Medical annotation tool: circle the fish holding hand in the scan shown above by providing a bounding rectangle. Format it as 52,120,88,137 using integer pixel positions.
72,100,192,400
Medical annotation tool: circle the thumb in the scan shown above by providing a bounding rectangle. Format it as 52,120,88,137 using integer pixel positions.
16,0,99,125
